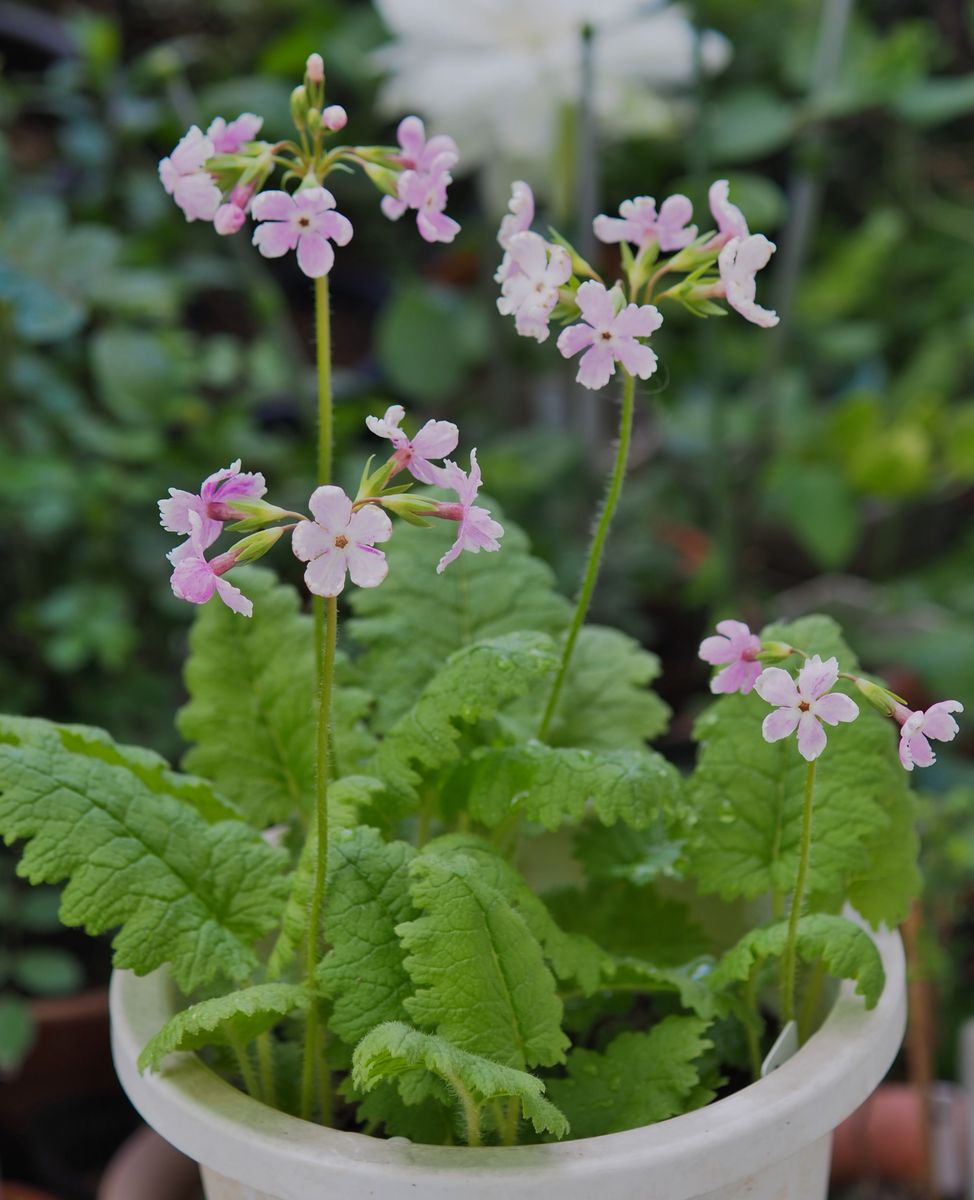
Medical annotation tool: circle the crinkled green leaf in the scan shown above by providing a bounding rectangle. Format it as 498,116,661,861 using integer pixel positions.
0,716,289,992
344,1076,458,1144
687,615,918,924
398,851,569,1070
546,1016,712,1138
604,957,719,1019
374,633,558,807
267,777,385,979
138,983,310,1072
352,1022,569,1139
317,826,417,1045
709,913,885,1009
574,818,684,886
467,742,682,832
348,507,570,731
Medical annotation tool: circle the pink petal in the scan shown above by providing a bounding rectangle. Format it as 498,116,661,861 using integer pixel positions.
158,158,178,196
712,658,762,696
593,214,631,245
251,191,296,221
898,734,915,771
755,667,799,708
214,576,253,617
576,280,616,328
169,126,212,175
171,557,217,605
304,549,349,597
657,194,696,251
212,469,266,506
319,211,354,247
396,115,427,163
296,231,335,278
366,405,407,445
715,618,754,644
905,731,936,769
417,209,460,244
253,220,298,258
159,490,203,536
797,655,839,701
556,322,596,359
347,504,393,545
294,187,336,214
546,245,573,287
460,506,504,552
463,448,483,506
613,338,658,381
436,534,464,574
612,303,663,340
575,344,616,390
709,179,748,242
498,181,534,249
345,543,389,589
381,195,407,221
173,173,222,222
699,634,736,666
214,204,246,236
762,706,801,743
796,712,827,762
411,419,459,461
922,701,964,743
308,485,352,533
291,520,332,563
813,693,859,726
514,302,554,343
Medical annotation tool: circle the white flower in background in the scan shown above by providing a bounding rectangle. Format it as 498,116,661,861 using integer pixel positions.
372,0,730,200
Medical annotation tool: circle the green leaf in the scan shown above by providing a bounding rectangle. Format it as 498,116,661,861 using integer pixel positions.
318,827,417,1045
709,913,885,1009
267,777,386,980
466,742,682,833
373,633,558,807
574,818,684,887
13,948,83,997
686,616,918,924
0,715,290,992
546,1016,712,1138
138,983,310,1072
763,462,862,570
893,74,974,126
398,851,569,1070
0,993,35,1072
348,507,571,731
344,1077,458,1144
352,1022,569,1139
702,87,795,162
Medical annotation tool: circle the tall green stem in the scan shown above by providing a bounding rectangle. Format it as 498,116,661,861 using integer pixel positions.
538,369,636,740
301,594,338,1122
781,759,817,1024
313,276,333,669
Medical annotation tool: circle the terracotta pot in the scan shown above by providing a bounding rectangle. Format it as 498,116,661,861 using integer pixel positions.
97,1124,201,1200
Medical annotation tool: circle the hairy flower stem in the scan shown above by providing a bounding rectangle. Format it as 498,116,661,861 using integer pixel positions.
301,593,338,1123
313,275,333,669
781,758,817,1026
538,368,636,740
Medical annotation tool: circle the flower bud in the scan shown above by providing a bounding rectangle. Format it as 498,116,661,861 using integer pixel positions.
306,107,322,134
379,494,441,527
853,677,901,718
360,160,401,197
305,53,325,84
225,499,294,531
214,203,246,236
226,526,286,566
758,641,796,663
322,104,348,132
290,85,310,132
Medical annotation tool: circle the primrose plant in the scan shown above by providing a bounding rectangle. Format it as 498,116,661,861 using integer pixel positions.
0,53,963,1150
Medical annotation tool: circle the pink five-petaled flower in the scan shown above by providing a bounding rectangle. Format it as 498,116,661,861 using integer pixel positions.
168,513,253,617
214,183,256,237
380,116,460,244
433,450,504,575
755,655,860,762
496,232,572,343
292,486,392,597
159,459,266,550
706,179,749,249
252,187,353,278
698,620,763,695
893,701,964,771
206,113,263,155
594,195,697,253
158,126,222,223
366,404,459,485
495,180,535,285
717,235,780,328
557,280,663,390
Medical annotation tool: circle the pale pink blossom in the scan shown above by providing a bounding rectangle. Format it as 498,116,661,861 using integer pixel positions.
594,194,696,253
306,53,325,84
706,179,748,249
894,700,964,771
495,181,535,284
322,105,348,132
168,513,252,617
557,280,663,390
159,460,266,549
699,620,763,695
717,235,779,328
158,126,221,223
380,116,460,244
206,113,263,155
252,187,353,278
433,450,504,574
292,486,391,597
496,232,572,343
366,404,459,484
214,182,255,237
755,655,859,762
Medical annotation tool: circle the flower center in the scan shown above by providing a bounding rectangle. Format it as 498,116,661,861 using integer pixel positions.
600,330,613,341
297,215,311,228
798,700,811,712
334,534,348,549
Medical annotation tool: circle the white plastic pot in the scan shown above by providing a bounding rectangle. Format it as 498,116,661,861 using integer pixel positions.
110,925,905,1200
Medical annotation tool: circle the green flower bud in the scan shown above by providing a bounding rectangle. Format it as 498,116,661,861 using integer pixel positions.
227,526,286,566
290,85,310,132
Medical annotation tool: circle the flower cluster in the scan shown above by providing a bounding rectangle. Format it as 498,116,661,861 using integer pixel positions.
495,178,778,390
698,620,964,768
157,54,460,279
159,410,503,615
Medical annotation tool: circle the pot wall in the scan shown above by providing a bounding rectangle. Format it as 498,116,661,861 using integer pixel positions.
110,924,906,1200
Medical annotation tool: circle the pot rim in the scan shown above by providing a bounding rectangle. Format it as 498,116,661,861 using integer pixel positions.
110,923,905,1200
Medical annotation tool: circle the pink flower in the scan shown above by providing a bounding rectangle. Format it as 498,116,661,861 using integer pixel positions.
496,232,572,343
594,194,697,253
292,486,392,597
557,280,663,390
894,701,964,771
252,187,353,278
158,126,221,223
380,116,460,244
159,460,266,549
495,181,535,284
755,655,860,762
706,179,749,249
168,513,252,617
433,450,504,574
206,113,263,155
214,183,256,237
717,235,779,328
322,105,348,132
699,620,763,695
366,404,459,484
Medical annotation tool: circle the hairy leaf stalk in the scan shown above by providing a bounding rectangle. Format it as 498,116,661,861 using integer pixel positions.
781,758,817,1025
